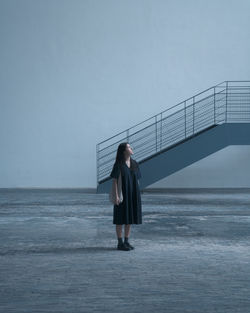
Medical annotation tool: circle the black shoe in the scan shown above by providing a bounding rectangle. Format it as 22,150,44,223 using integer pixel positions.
124,242,135,250
117,242,130,251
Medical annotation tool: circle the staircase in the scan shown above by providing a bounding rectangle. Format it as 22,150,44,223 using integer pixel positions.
96,81,250,193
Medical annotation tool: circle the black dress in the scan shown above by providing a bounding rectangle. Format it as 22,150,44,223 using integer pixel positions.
110,159,142,225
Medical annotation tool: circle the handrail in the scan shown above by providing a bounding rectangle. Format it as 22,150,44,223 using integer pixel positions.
97,82,224,146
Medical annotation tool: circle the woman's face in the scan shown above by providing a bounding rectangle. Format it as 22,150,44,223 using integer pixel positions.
124,143,134,157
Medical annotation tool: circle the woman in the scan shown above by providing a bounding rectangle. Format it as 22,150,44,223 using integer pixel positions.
110,142,142,251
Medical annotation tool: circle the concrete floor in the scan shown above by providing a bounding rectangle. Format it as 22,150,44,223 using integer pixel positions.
0,188,250,313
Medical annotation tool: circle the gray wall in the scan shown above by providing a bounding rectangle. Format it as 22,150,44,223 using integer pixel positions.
0,0,250,188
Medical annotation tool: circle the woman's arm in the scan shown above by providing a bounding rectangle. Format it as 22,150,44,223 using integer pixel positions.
113,178,118,196
113,178,120,204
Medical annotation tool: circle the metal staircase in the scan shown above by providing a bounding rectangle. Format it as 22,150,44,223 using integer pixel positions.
96,81,250,193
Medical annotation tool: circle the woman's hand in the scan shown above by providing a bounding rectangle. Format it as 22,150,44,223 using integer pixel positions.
115,195,120,205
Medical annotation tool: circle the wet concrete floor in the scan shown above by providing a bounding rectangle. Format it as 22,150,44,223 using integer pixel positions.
0,188,250,313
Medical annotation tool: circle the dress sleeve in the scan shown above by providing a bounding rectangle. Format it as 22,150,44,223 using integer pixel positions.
110,162,120,179
137,163,142,179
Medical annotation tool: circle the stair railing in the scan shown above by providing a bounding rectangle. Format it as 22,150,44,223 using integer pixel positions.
96,81,250,185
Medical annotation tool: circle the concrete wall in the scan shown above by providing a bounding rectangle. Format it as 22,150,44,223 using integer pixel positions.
0,0,250,188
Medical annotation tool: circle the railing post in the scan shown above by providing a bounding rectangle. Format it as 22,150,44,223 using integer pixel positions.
193,96,195,134
126,129,129,142
96,143,99,187
160,112,162,150
214,87,216,124
155,115,157,152
184,101,186,138
225,81,228,123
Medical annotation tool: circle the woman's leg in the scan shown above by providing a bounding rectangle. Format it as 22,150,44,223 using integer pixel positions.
116,224,123,238
124,224,131,238
116,224,130,250
124,224,134,249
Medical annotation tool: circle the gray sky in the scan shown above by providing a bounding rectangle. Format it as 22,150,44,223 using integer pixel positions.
0,0,250,188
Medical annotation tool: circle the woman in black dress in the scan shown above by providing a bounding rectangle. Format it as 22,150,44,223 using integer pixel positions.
110,142,142,251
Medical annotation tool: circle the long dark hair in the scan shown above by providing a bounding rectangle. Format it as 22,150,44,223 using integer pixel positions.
114,142,137,171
